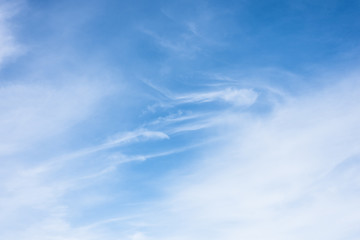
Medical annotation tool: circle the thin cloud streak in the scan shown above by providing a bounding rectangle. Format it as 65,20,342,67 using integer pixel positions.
79,139,216,181
143,79,258,108
34,129,169,171
174,88,258,106
0,0,23,66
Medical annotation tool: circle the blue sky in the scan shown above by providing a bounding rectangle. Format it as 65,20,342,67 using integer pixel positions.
1,0,360,239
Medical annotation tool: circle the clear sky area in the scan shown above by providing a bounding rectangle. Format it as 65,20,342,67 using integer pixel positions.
1,0,360,239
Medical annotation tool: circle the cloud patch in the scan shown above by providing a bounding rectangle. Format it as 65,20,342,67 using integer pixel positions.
0,1,22,67
175,88,258,106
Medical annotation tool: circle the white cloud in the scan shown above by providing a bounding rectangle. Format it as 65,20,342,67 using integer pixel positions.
0,80,112,240
105,129,169,147
143,78,258,108
39,128,170,171
0,82,106,156
175,88,258,106
129,232,149,240
0,0,22,67
135,73,360,240
148,111,206,126
0,2,120,238
167,118,216,134
140,28,200,56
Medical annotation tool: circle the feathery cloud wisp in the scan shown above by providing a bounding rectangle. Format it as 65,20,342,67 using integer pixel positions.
0,1,24,68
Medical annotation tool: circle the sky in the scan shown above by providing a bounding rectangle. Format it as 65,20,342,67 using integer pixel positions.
1,0,360,239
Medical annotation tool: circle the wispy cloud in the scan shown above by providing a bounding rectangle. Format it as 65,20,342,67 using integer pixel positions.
174,88,258,106
79,141,210,181
0,0,23,67
135,73,360,240
147,111,206,126
143,79,258,107
0,82,107,156
105,129,169,147
0,81,112,239
139,28,202,57
40,128,169,170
